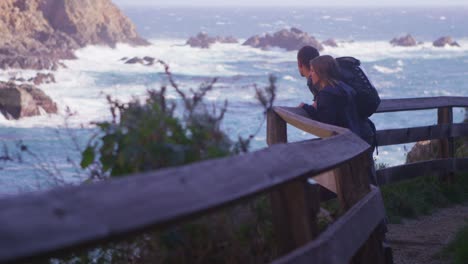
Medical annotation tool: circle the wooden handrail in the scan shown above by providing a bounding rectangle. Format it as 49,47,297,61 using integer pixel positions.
273,186,385,264
0,97,467,264
0,132,368,264
376,123,468,146
377,158,468,185
273,107,348,138
377,97,468,113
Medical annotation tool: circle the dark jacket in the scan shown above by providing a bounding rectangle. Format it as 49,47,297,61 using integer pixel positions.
302,81,375,146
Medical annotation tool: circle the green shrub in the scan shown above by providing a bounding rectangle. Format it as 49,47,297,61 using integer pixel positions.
72,62,279,263
381,173,468,223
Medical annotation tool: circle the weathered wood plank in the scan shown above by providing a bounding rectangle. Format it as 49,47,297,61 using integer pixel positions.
0,132,370,264
267,110,317,253
274,106,348,138
376,97,468,113
376,158,468,186
333,152,386,264
272,187,386,264
267,109,287,146
376,123,468,146
334,153,371,211
438,107,455,183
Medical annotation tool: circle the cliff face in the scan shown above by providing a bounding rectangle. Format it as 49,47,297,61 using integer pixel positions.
0,0,148,70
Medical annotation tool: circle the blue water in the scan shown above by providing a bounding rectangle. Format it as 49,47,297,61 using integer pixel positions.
0,6,467,195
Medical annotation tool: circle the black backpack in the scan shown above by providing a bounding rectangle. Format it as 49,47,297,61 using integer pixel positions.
336,57,381,117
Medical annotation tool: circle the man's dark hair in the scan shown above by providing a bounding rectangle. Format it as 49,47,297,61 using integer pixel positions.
297,46,320,69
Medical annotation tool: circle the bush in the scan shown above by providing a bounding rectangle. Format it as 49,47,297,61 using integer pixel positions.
71,62,279,263
81,61,276,179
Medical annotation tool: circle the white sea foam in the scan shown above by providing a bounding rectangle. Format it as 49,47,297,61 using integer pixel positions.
373,65,403,74
323,39,468,62
0,37,467,130
283,75,297,81
334,17,353,22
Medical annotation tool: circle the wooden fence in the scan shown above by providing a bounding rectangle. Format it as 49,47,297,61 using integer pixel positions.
0,96,467,264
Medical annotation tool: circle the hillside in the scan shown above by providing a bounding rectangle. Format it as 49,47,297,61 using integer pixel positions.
0,0,148,70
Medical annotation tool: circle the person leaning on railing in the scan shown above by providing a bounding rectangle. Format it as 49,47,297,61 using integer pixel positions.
298,55,377,184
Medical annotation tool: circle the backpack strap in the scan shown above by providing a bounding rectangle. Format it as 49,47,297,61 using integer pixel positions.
368,119,379,155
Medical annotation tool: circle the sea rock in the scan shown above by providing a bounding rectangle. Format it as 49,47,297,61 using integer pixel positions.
0,81,57,119
143,56,156,65
243,28,324,51
390,34,418,47
322,38,338,47
9,73,56,85
125,57,144,65
124,56,155,66
28,73,56,86
433,36,461,47
0,0,149,70
186,32,238,48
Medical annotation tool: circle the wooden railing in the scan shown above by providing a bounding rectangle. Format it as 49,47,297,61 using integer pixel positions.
0,96,467,264
375,97,468,185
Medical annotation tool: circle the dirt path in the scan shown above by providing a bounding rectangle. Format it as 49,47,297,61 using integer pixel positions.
387,204,468,264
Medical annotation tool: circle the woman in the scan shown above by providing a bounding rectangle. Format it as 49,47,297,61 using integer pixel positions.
299,55,377,185
299,55,375,147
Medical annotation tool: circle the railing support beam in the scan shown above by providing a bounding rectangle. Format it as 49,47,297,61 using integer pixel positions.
267,110,319,254
438,107,455,183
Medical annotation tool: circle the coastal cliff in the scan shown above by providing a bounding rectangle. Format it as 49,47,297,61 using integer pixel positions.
0,0,148,70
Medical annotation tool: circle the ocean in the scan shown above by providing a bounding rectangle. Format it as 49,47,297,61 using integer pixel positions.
0,6,467,195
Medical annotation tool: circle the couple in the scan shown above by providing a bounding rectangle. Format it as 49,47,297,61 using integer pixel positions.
296,46,375,148
296,46,377,184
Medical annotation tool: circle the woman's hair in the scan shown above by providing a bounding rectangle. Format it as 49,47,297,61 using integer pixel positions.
309,55,341,89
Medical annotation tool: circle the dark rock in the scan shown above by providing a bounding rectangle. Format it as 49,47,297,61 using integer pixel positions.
124,56,156,66
433,36,461,47
390,34,418,47
290,27,303,34
28,73,56,86
9,77,26,82
186,32,238,49
120,57,128,61
322,38,338,47
143,56,156,65
125,57,144,65
243,28,323,51
0,81,57,120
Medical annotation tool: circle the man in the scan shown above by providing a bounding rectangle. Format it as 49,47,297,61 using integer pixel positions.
297,45,320,101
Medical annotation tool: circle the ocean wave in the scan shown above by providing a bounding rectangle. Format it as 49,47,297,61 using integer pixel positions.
373,65,403,74
0,37,467,130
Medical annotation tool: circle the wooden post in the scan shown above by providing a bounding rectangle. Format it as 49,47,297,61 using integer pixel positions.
334,152,387,264
267,110,319,254
438,107,454,183
334,152,371,211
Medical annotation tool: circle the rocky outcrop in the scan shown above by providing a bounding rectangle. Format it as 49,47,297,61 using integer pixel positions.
406,112,468,163
390,34,418,47
10,73,56,85
123,56,156,66
243,28,324,51
0,81,57,119
30,73,56,85
0,0,148,70
433,36,460,47
186,32,238,48
406,140,439,163
322,38,338,47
